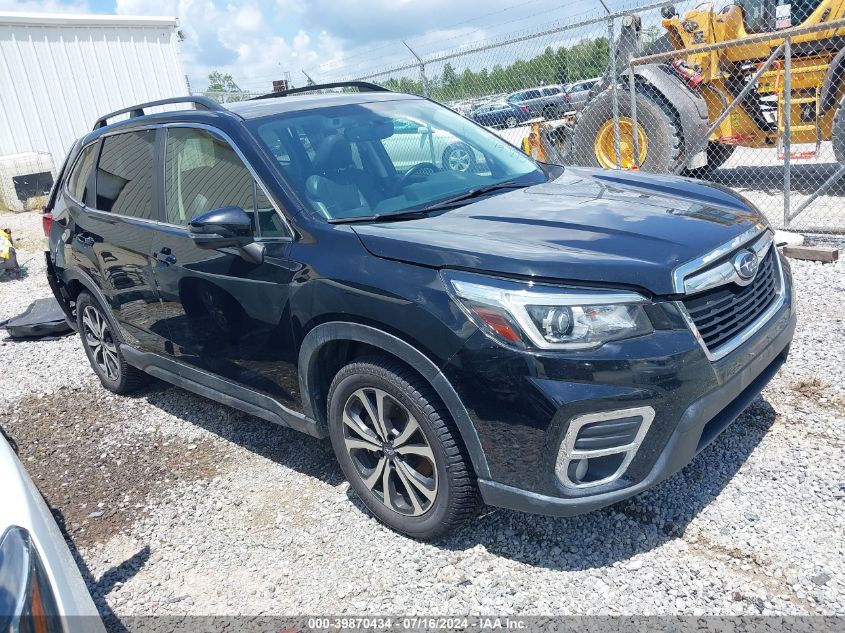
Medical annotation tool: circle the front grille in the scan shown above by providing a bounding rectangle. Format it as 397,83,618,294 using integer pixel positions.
682,247,778,353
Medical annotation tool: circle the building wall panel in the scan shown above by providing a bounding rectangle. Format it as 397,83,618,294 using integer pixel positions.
0,13,188,171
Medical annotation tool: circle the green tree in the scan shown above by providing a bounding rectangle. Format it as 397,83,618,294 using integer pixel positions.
442,62,458,88
206,71,247,103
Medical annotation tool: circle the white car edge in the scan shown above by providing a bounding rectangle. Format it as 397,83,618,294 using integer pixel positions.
0,430,105,633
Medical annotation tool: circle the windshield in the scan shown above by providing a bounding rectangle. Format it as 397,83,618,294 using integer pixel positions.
250,98,547,221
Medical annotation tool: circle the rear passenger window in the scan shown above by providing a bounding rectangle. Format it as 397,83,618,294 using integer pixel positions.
66,144,98,206
96,131,156,219
164,127,289,237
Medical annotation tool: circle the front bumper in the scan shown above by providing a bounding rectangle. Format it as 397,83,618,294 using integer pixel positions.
441,256,796,517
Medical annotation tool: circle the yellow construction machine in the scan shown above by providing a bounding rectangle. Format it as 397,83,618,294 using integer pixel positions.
571,1,845,173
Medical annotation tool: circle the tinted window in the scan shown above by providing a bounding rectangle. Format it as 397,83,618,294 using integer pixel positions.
164,127,288,237
67,143,98,206
542,87,559,96
524,90,541,99
252,99,545,221
96,131,156,218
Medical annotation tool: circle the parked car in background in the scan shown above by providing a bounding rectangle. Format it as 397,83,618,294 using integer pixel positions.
0,427,104,633
383,118,483,173
563,78,601,112
471,101,531,129
45,83,794,539
506,85,569,120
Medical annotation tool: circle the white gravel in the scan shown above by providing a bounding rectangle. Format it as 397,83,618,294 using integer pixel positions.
1,211,843,621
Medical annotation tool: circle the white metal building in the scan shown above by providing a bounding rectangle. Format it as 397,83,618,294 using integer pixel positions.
0,12,188,209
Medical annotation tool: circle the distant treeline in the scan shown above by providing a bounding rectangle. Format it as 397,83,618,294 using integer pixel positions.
382,37,611,101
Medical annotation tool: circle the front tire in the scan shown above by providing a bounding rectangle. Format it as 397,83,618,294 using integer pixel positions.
572,87,682,172
327,357,478,539
76,292,149,394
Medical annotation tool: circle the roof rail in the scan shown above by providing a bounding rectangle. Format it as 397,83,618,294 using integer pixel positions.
92,96,226,130
249,81,390,101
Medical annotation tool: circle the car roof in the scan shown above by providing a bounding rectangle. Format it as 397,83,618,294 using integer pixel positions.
80,90,424,144
227,91,422,119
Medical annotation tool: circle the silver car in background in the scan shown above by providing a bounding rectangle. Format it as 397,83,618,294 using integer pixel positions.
505,85,569,120
0,429,104,633
562,78,601,112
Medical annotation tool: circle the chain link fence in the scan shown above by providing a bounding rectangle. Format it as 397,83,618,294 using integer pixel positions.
299,0,845,234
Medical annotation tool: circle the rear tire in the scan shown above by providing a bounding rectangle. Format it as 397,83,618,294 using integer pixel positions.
542,105,560,121
505,116,518,128
327,357,478,539
572,87,682,172
76,292,149,394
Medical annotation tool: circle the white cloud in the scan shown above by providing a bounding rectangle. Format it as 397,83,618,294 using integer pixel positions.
0,0,90,12
113,0,343,91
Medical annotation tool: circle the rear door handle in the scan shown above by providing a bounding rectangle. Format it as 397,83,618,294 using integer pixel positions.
153,247,177,265
75,234,95,247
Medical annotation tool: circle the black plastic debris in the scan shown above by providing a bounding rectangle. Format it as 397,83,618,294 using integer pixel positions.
1,296,73,339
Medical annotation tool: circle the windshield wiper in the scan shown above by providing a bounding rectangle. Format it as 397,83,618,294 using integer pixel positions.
418,179,529,212
328,209,432,224
327,180,530,224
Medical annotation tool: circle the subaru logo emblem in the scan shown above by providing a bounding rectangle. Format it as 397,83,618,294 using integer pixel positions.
733,250,759,281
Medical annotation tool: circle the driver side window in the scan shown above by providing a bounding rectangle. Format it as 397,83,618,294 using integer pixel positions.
164,127,289,237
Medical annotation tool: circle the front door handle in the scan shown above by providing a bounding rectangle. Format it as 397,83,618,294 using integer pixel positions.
76,233,95,247
153,247,177,265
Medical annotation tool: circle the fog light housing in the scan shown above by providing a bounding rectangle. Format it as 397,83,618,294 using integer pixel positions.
556,406,655,489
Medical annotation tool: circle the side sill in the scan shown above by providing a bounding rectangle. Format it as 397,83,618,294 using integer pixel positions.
121,345,326,439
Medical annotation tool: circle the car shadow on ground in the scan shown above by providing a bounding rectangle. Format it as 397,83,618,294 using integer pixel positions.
52,506,148,633
134,381,345,487
133,380,776,572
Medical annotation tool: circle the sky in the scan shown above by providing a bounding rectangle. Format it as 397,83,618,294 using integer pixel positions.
0,0,664,91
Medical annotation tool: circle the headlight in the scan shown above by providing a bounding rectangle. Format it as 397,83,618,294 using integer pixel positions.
443,271,653,350
0,527,60,631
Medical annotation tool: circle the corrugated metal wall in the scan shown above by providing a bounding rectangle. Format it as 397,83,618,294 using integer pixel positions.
0,14,188,170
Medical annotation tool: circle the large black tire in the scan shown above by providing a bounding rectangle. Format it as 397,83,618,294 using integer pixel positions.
327,357,478,539
682,142,736,178
832,95,845,163
572,87,683,172
75,292,149,394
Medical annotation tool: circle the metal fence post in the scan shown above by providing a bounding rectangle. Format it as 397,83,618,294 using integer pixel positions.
783,36,791,229
628,64,639,169
608,16,621,168
403,40,429,97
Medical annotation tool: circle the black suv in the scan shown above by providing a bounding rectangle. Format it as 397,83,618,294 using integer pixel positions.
44,83,795,539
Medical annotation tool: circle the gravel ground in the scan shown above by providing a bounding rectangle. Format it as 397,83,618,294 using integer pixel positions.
1,211,843,625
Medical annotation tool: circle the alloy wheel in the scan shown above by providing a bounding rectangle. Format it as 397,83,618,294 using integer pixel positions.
446,147,472,172
506,116,518,128
341,387,438,516
81,305,120,381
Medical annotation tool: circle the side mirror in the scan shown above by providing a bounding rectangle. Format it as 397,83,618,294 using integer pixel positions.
189,206,264,264
189,206,254,249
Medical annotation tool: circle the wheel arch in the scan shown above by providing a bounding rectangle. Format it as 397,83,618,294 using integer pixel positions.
298,321,490,479
62,267,111,314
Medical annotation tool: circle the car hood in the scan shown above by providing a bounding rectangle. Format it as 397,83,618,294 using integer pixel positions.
352,167,765,295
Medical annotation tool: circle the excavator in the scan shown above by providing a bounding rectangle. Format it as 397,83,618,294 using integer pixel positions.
570,0,845,174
